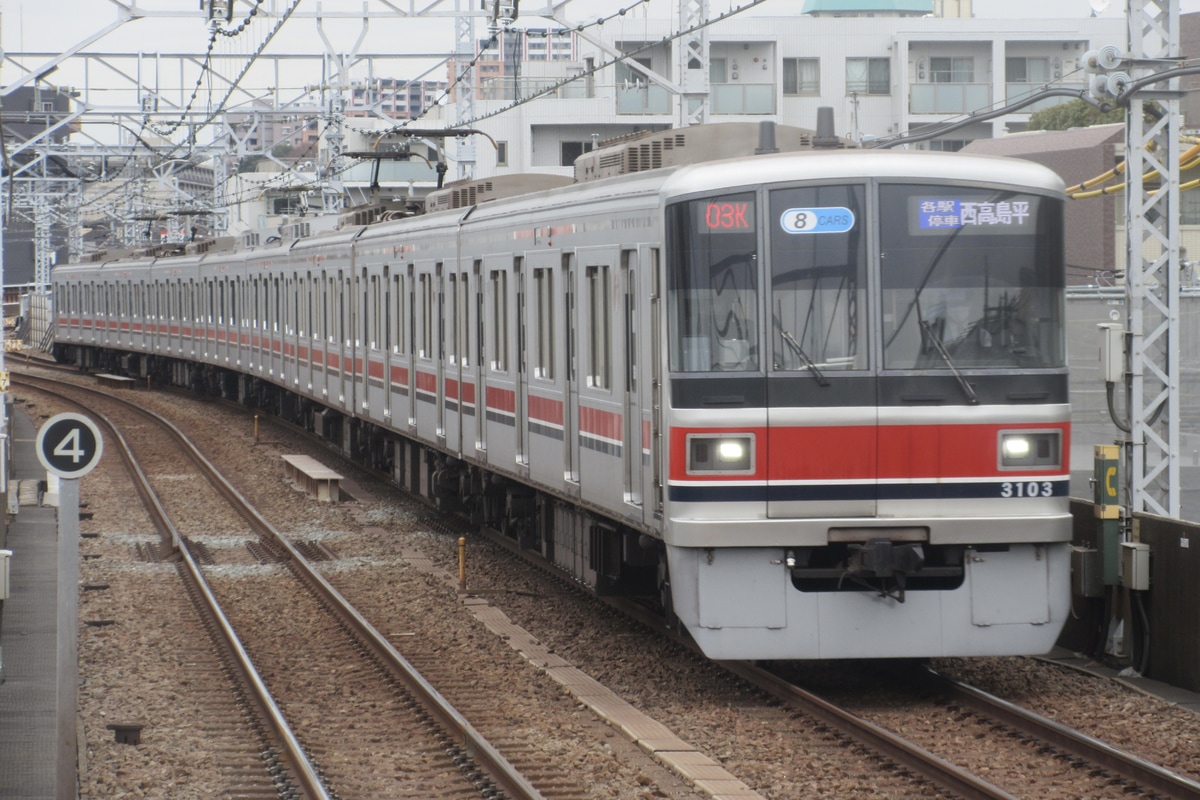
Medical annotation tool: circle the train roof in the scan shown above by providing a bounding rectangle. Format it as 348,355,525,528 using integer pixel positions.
661,148,1067,200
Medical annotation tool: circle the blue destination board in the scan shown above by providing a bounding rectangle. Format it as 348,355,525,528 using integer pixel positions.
918,198,1032,230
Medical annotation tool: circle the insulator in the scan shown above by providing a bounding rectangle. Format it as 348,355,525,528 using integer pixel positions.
1083,44,1125,74
1106,71,1131,98
1089,74,1112,100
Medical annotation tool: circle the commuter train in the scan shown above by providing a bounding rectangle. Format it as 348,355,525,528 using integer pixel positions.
52,122,1072,660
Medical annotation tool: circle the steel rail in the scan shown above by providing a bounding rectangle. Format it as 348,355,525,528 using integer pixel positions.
17,371,548,800
924,667,1200,800
13,374,330,800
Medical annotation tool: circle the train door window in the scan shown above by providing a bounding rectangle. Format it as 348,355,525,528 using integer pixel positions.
370,274,382,350
458,271,470,367
623,251,637,393
564,253,576,383
586,264,611,390
288,276,297,336
516,261,526,376
474,261,485,367
320,277,329,342
391,272,405,354
381,268,390,352
768,184,867,373
534,267,554,380
273,277,281,333
448,272,459,365
489,269,508,372
342,271,351,346
408,265,416,358
338,272,346,343
419,272,433,359
312,274,320,340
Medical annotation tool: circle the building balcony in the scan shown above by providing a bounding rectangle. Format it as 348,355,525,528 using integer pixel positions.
909,82,991,115
617,82,776,115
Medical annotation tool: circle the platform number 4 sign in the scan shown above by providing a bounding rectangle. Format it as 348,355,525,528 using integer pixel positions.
36,412,104,479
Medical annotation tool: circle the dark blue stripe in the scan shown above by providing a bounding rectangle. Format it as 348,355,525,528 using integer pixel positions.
530,421,564,441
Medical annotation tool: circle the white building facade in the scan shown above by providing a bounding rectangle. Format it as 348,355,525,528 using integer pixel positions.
445,11,1125,180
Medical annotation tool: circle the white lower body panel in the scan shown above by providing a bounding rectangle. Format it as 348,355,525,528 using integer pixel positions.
668,542,1070,660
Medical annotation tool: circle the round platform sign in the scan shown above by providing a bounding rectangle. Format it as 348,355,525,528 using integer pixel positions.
36,412,104,479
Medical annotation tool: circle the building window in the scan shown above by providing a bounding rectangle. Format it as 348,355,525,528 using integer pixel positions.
1182,189,1200,224
783,58,820,95
710,58,727,84
560,140,595,166
497,140,509,167
846,57,890,95
928,139,968,152
1006,57,1050,84
930,57,974,83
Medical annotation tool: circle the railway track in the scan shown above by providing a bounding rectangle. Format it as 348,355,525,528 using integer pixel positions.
17,363,1200,799
477,513,1200,800
14,373,545,800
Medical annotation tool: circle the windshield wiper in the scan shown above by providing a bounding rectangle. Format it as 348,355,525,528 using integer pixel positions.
920,321,979,405
780,330,830,386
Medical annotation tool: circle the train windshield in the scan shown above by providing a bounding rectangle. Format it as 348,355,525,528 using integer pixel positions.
666,192,760,372
878,184,1065,370
768,184,869,373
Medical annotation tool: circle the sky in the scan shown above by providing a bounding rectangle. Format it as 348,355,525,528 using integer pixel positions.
0,0,1194,142
0,0,1179,55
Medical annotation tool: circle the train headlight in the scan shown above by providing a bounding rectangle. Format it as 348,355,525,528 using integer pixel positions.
998,430,1061,470
687,433,755,474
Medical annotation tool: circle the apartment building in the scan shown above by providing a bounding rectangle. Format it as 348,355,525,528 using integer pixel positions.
442,4,1124,178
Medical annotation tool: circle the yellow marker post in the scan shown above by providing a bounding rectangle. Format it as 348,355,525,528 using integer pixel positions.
458,537,467,592
1093,444,1121,586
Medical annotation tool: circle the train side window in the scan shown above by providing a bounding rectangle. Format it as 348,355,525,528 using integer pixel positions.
586,264,611,390
533,267,554,380
490,269,508,372
665,192,759,372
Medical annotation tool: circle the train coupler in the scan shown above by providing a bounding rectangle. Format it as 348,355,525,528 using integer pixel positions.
845,538,926,602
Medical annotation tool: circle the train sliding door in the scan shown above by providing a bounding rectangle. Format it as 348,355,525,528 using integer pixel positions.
622,250,644,509
526,251,563,488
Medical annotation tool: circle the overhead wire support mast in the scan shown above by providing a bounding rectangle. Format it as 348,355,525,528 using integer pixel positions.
1123,0,1182,519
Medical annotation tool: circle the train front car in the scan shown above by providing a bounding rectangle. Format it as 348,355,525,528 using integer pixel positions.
660,151,1070,660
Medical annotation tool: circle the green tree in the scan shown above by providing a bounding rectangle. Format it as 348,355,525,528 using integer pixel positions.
1028,99,1124,131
